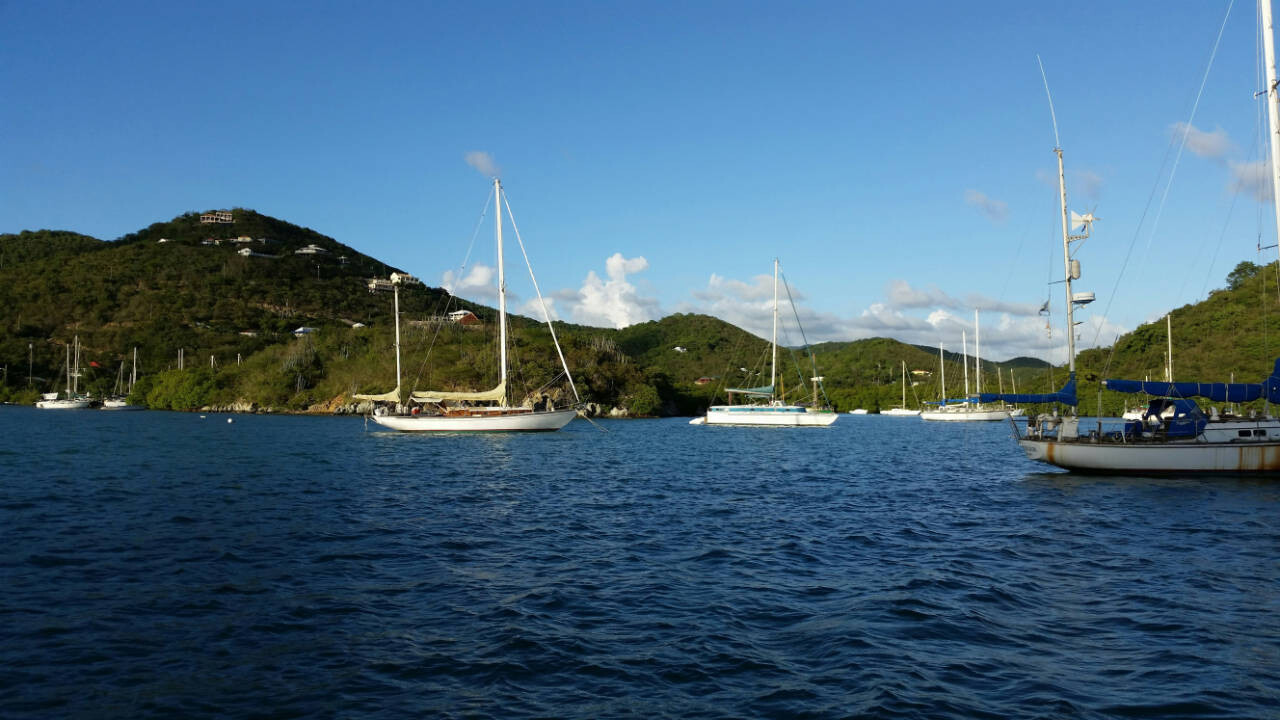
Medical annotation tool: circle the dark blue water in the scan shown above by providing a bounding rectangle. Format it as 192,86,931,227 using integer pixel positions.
2,407,1278,719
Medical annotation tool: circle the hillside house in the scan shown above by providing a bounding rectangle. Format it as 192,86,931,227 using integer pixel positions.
292,327,317,337
448,310,481,326
390,272,421,285
294,244,329,255
367,278,394,293
200,211,233,224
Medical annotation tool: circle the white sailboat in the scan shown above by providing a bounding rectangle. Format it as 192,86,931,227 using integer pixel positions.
36,337,92,410
356,177,579,432
102,347,143,410
881,361,921,416
920,313,1009,421
701,259,838,427
1007,10,1280,473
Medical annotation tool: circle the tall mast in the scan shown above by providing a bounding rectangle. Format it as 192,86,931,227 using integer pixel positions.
1263,0,1280,256
975,310,981,397
496,177,508,406
962,330,969,400
939,342,946,404
770,258,778,396
393,283,402,397
72,336,79,395
901,360,907,407
1166,314,1173,382
1057,148,1076,373
65,343,71,396
131,347,137,390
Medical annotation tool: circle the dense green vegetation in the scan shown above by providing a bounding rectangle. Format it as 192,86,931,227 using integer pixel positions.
4,210,1280,418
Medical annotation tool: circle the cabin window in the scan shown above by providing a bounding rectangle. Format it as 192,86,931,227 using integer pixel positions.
1255,429,1267,437
1239,430,1252,438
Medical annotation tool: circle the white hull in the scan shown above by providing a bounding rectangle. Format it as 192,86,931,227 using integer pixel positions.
849,409,868,415
920,406,1009,422
101,399,144,410
880,408,921,417
36,398,91,410
1020,435,1280,473
370,408,576,432
705,406,838,426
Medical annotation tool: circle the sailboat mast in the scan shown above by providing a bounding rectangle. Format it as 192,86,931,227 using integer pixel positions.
939,342,945,404
1056,148,1076,373
975,310,981,397
496,177,508,405
901,360,907,407
770,258,778,395
64,343,71,396
393,283,402,396
131,347,137,390
72,336,79,395
1263,0,1280,256
1166,314,1173,382
962,330,969,400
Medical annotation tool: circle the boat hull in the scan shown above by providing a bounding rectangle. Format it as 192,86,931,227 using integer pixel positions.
1020,438,1280,473
101,399,143,410
920,407,1009,422
880,408,921,417
370,408,577,432
704,406,838,426
35,399,91,409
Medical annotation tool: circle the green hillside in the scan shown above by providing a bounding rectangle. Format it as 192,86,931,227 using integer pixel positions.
4,210,1280,418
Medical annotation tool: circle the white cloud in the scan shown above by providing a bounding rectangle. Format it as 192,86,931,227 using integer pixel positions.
964,189,1008,224
676,271,1126,363
1171,121,1232,160
885,279,1041,316
1230,159,1271,202
441,263,498,302
464,151,500,177
569,253,661,329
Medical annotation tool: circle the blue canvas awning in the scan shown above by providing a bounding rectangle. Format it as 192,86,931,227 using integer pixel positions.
977,372,1077,407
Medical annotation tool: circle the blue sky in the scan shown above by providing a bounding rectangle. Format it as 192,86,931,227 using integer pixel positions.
3,1,1274,361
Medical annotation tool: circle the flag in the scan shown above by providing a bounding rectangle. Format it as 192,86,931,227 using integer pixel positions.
89,361,101,368
1038,300,1050,315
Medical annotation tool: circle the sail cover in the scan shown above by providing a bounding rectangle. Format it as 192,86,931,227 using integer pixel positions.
353,385,401,402
1104,359,1280,403
726,385,774,397
412,381,505,403
977,372,1077,406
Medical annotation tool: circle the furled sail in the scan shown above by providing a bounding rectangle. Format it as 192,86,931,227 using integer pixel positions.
726,385,774,397
412,381,506,403
977,372,1077,406
1103,359,1280,403
353,385,401,402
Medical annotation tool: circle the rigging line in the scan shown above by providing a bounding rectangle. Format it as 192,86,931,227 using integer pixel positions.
778,270,829,404
1094,3,1234,379
1198,189,1242,301
501,190,582,404
1094,0,1236,382
1142,0,1235,262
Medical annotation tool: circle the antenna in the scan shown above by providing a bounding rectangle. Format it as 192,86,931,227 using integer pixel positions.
1037,54,1061,148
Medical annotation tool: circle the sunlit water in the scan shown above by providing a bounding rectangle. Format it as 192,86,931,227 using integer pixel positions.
1,407,1277,718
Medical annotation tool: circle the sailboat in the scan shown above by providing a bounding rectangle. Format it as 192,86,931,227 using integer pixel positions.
36,336,91,409
995,8,1280,473
699,259,838,427
355,177,579,432
920,312,1009,421
881,361,921,416
102,347,143,410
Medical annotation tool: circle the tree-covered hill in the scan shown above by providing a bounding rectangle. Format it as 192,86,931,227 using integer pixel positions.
5,209,1280,417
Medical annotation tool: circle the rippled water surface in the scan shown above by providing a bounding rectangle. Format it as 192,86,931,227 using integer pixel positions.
2,407,1278,718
